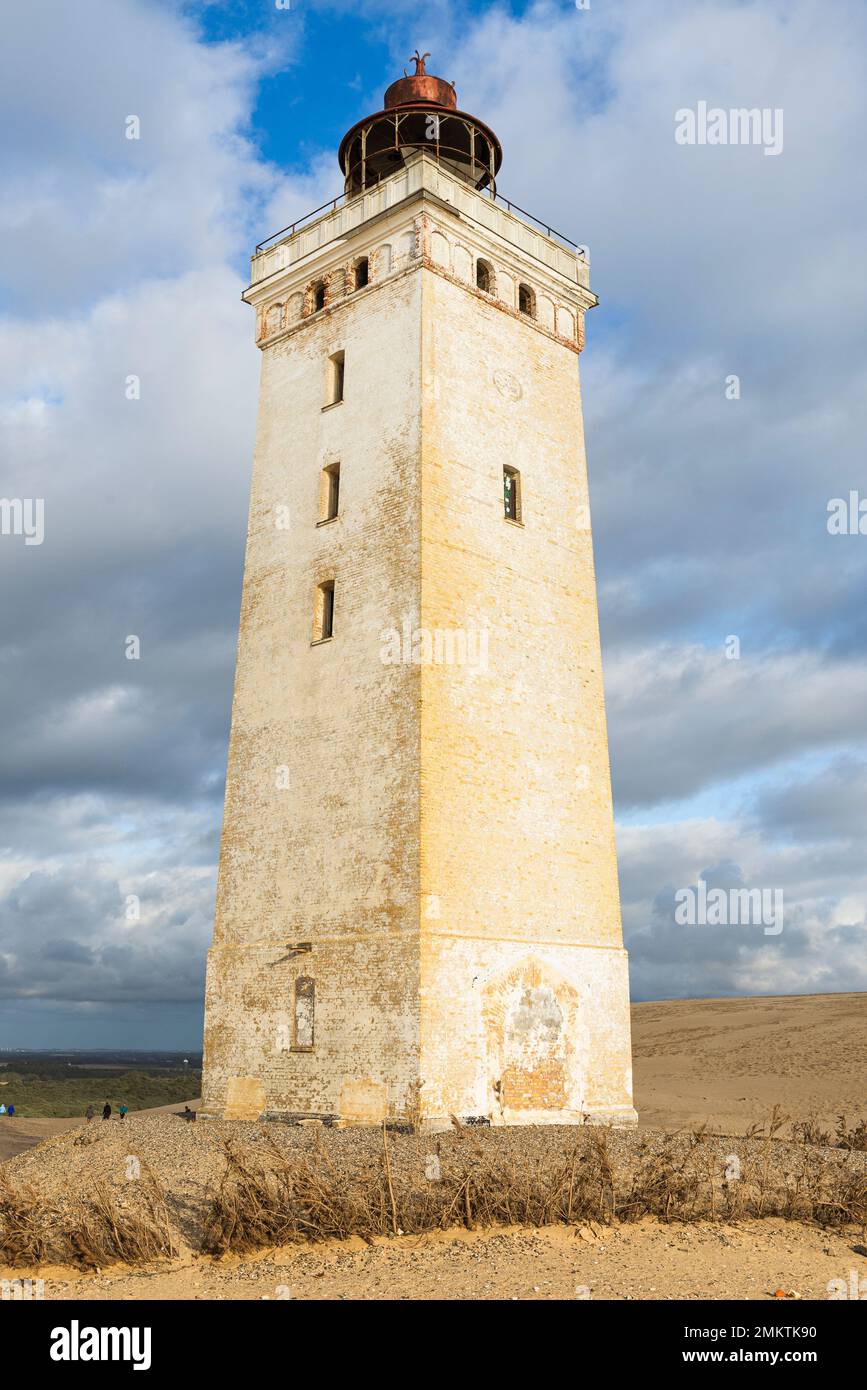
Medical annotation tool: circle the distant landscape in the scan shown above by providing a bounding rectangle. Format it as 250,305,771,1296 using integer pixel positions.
0,1051,202,1118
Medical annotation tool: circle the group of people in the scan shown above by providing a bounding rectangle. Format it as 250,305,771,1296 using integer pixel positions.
3,1100,193,1122
1,1101,133,1119
85,1101,129,1122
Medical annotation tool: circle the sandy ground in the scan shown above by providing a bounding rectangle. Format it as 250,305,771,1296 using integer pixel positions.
13,1220,866,1302
2,992,865,1301
632,991,867,1136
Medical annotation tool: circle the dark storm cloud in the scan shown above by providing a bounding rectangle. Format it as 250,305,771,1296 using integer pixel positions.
0,861,212,1004
0,545,240,803
606,646,867,809
751,756,867,843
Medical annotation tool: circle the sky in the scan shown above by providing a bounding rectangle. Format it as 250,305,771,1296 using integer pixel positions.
1,0,866,1048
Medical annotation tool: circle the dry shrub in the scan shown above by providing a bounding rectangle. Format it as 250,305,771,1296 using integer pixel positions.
0,1171,67,1266
789,1114,867,1153
8,1111,866,1267
67,1163,177,1267
200,1120,867,1257
0,1164,176,1269
791,1118,832,1148
834,1116,867,1152
202,1136,392,1252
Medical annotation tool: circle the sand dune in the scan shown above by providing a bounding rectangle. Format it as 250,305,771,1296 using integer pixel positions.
631,991,866,1136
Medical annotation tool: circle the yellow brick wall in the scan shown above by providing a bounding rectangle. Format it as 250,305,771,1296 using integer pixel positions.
417,268,634,1125
201,167,636,1127
202,269,425,1120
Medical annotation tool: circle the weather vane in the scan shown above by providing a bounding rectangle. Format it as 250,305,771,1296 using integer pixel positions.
407,49,430,77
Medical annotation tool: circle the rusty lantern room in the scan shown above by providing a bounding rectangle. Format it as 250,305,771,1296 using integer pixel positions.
338,51,503,198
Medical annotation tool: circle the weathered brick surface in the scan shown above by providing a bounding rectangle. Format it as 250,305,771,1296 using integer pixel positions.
202,153,636,1127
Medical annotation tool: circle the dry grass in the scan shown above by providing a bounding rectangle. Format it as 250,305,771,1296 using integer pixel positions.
0,1163,177,1268
791,1114,867,1152
5,1111,866,1268
200,1116,867,1257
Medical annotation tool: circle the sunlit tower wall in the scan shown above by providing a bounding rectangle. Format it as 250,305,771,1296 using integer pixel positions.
201,57,637,1129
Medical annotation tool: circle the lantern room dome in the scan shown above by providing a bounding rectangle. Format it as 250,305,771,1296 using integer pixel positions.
338,51,503,198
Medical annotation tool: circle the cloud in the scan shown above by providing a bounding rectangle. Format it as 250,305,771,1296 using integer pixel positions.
0,1,292,1040
1,0,866,1041
618,816,867,1000
751,755,867,844
606,644,867,807
0,857,213,1003
0,0,294,314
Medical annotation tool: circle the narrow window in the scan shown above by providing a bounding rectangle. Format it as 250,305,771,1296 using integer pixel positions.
518,283,535,318
476,259,493,294
294,976,314,1050
504,466,521,522
314,579,335,641
353,256,369,290
320,462,340,522
312,280,327,312
326,350,345,405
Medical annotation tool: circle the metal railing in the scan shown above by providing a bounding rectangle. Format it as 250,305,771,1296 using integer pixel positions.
254,167,584,260
256,194,350,254
491,193,580,252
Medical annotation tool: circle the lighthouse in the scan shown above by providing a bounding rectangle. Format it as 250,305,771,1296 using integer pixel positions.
201,55,637,1129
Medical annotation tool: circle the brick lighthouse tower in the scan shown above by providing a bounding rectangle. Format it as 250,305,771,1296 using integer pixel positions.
200,55,637,1128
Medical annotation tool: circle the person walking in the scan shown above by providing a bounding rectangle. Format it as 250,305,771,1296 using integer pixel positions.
102,1101,112,1121
0,1104,6,1116
118,1103,129,1121
6,1104,13,1116
85,1104,94,1123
